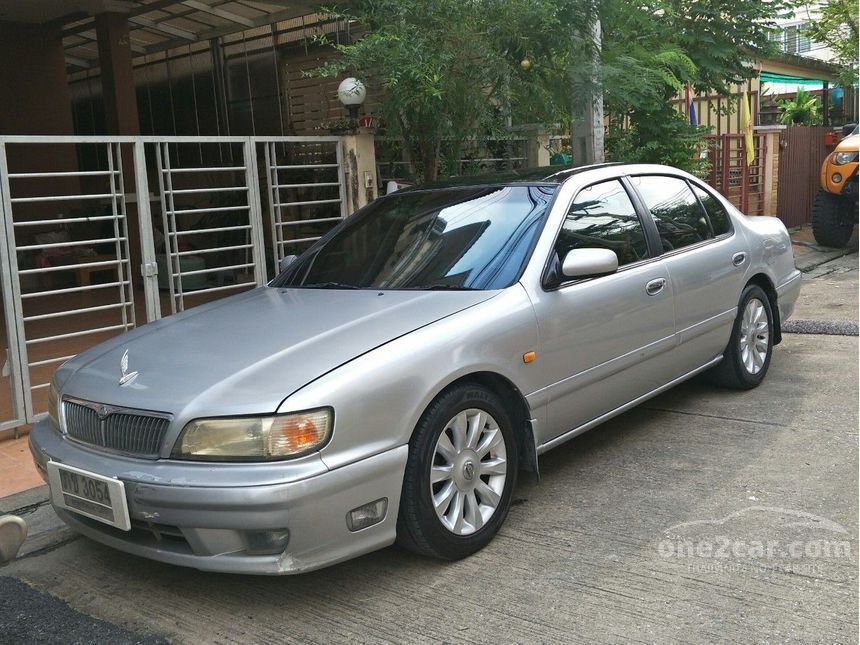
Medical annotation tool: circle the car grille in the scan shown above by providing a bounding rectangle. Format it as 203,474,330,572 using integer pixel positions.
63,399,172,459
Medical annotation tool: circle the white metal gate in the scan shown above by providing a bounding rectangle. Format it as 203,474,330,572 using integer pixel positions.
0,139,136,428
154,138,266,314
0,134,349,430
261,137,347,265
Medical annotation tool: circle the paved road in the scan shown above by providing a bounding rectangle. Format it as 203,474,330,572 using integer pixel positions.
794,252,858,324
2,252,857,644
0,576,166,645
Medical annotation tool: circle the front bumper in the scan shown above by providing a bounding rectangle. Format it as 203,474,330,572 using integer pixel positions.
29,421,408,574
823,163,858,196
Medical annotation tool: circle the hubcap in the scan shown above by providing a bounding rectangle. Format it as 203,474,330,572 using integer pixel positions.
430,408,507,536
739,297,770,375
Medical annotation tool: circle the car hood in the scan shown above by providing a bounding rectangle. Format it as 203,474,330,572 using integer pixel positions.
835,133,858,153
57,287,497,417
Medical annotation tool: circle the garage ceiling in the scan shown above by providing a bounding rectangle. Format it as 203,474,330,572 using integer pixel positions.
0,0,335,69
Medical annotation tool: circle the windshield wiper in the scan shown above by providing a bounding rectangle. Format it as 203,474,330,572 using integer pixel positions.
411,284,479,291
292,282,477,291
298,281,361,289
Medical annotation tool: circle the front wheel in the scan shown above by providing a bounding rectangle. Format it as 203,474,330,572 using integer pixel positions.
811,188,854,248
396,384,518,560
709,284,774,389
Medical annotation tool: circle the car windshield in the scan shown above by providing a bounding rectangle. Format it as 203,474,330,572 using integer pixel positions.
272,185,555,290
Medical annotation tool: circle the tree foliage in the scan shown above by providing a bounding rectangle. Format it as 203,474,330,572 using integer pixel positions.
805,0,859,86
315,0,792,180
314,0,582,181
599,0,785,173
777,87,823,126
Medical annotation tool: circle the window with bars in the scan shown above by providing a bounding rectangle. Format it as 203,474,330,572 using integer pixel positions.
772,24,812,54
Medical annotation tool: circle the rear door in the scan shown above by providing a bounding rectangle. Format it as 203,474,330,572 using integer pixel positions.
528,178,678,442
628,175,746,374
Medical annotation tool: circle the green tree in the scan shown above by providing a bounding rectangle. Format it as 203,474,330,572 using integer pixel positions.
316,0,792,180
314,0,582,181
805,0,859,86
599,0,787,172
659,0,785,93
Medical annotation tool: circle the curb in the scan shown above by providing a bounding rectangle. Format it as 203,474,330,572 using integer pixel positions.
0,485,49,515
792,242,856,273
0,485,77,561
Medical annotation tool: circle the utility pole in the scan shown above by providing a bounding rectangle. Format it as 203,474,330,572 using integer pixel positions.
571,8,604,165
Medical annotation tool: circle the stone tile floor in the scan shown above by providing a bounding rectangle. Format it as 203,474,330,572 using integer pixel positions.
0,435,42,499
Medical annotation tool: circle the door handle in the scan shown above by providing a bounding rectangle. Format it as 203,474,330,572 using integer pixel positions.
732,252,746,266
645,278,666,296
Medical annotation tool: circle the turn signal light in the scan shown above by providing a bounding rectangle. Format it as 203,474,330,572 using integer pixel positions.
267,414,329,455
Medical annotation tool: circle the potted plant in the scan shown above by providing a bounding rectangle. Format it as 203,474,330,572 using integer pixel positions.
777,88,823,126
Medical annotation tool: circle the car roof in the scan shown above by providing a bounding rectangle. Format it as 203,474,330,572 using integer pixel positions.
394,162,625,192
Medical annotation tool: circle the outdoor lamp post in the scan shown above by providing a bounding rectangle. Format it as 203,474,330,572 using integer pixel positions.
337,77,366,122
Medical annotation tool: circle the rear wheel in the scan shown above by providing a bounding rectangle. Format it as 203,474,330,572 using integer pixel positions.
811,188,854,248
709,284,773,389
396,384,517,560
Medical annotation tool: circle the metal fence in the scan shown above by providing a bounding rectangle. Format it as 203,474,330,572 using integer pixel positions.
704,133,767,215
0,135,347,432
776,126,832,228
261,137,346,262
155,139,266,314
375,137,529,188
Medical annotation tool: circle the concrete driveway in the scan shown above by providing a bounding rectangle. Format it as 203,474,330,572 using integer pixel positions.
1,247,857,644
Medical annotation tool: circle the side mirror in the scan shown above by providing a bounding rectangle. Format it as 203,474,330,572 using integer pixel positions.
278,254,298,273
561,248,618,278
386,180,415,194
842,123,857,137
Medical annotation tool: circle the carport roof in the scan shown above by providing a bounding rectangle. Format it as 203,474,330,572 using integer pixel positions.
0,0,345,70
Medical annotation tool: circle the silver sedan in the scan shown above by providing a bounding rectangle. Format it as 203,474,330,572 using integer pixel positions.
29,163,801,574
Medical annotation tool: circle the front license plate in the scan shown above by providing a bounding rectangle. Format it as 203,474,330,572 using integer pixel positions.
47,462,131,531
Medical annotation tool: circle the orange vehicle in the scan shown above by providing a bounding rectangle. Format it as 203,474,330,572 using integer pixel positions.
812,124,858,248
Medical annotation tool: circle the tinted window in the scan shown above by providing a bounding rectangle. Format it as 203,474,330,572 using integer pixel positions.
692,184,732,236
632,175,713,251
555,180,649,267
273,185,554,290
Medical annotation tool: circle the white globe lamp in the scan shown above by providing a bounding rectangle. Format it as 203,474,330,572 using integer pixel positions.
337,77,366,120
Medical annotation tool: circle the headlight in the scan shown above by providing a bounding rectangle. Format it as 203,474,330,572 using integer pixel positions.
48,382,60,431
172,408,332,461
832,151,859,165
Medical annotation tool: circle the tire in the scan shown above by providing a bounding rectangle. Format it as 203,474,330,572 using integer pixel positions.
811,188,854,248
396,383,518,560
709,284,774,390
